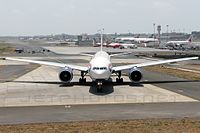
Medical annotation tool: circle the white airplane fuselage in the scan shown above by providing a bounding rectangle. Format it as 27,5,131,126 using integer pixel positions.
108,42,137,49
89,51,112,81
116,37,158,43
166,36,192,47
166,41,190,45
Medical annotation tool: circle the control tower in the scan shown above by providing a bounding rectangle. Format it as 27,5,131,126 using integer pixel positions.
157,25,161,45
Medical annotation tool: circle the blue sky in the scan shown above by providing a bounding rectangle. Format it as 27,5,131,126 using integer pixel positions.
0,0,199,35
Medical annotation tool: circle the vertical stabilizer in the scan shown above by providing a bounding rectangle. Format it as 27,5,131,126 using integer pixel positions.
100,31,103,51
187,35,193,43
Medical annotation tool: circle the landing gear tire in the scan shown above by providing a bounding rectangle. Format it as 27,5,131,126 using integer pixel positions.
79,78,86,84
116,71,123,83
97,86,103,93
116,78,123,83
97,85,103,92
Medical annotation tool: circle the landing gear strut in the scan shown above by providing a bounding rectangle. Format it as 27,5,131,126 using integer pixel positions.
79,71,87,84
116,71,123,83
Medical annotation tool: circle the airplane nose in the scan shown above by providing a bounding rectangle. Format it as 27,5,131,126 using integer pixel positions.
96,70,105,75
90,70,110,80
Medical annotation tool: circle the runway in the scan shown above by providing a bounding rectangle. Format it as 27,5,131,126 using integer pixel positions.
0,46,200,124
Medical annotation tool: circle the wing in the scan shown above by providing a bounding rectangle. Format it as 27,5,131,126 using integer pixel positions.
5,57,89,72
110,52,132,57
80,53,94,57
112,57,199,72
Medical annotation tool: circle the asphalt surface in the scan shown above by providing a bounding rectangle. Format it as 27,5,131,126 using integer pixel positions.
0,68,200,124
0,64,39,82
0,44,200,124
0,102,200,125
142,69,200,100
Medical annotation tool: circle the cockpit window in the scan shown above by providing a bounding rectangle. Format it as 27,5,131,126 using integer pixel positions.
93,67,99,70
103,67,107,70
93,67,107,70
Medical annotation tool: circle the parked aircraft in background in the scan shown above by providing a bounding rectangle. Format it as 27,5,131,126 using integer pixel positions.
165,36,192,48
115,36,158,44
107,42,137,49
93,40,137,49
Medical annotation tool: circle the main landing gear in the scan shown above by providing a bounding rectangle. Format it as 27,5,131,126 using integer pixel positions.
79,71,87,84
116,71,123,83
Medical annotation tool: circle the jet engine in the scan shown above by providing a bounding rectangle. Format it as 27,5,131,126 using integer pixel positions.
129,67,143,82
59,68,73,83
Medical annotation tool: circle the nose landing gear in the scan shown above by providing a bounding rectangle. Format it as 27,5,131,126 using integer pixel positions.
97,81,103,92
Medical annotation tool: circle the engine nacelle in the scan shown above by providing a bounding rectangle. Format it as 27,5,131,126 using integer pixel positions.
59,68,73,83
129,67,143,82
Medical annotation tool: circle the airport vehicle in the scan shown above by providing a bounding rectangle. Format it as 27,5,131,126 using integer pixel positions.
5,34,198,92
165,36,192,48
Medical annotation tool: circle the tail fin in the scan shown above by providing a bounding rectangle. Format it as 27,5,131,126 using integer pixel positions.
136,34,140,38
187,35,192,43
92,39,96,47
100,33,103,51
149,34,154,38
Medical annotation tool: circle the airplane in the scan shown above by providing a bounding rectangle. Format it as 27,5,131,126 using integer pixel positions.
92,39,108,47
93,40,137,49
107,42,137,49
5,34,199,92
165,35,192,48
115,36,158,44
93,42,108,47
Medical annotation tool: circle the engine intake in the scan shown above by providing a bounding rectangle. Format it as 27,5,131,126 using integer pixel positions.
129,68,142,82
59,69,73,83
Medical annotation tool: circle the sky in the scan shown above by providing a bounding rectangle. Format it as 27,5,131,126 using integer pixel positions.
0,0,199,36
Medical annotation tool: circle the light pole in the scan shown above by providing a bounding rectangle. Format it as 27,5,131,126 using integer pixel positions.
153,23,156,46
166,25,169,41
153,23,156,39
